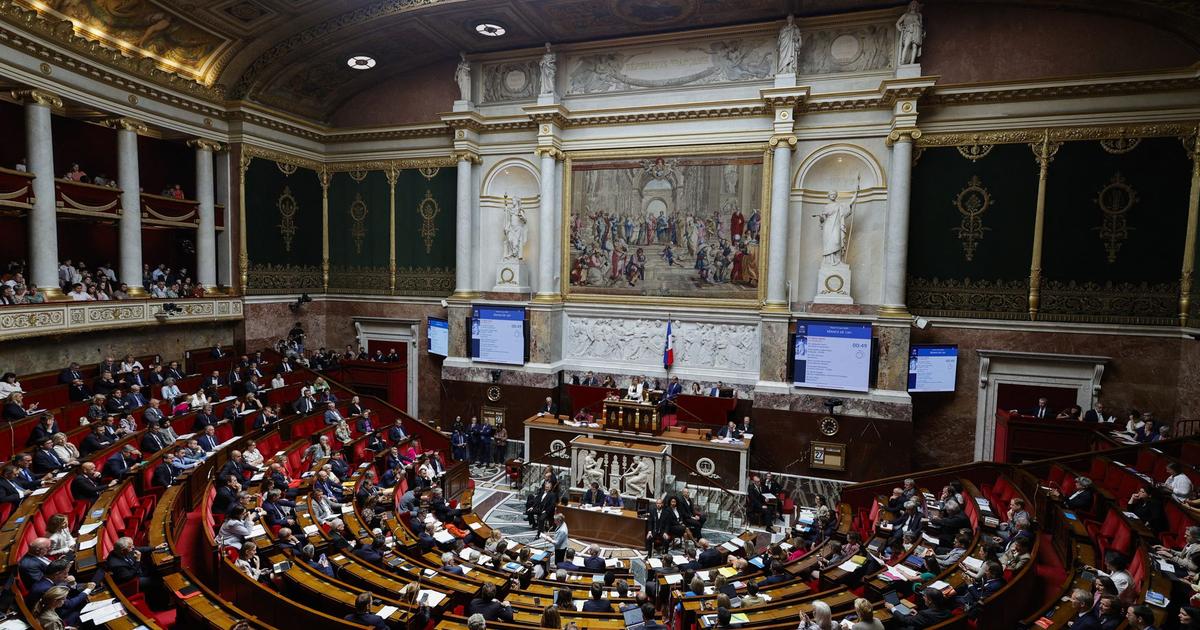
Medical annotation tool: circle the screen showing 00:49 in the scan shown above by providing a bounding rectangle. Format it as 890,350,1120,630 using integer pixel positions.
471,307,525,365
907,345,958,392
427,318,449,357
792,321,872,393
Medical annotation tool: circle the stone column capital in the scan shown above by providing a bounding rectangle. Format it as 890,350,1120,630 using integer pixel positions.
886,127,922,146
452,150,481,165
534,147,566,161
11,89,62,109
768,135,798,150
188,138,223,153
105,117,150,135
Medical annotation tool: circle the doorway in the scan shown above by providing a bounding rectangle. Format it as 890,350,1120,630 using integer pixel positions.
352,318,420,415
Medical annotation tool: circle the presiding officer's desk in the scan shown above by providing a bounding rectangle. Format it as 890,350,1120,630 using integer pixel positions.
524,414,751,492
560,502,646,548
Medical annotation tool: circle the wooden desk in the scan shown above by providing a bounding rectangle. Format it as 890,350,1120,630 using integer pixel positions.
524,415,750,492
560,503,645,548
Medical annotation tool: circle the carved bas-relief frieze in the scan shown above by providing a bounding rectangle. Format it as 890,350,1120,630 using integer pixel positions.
563,314,759,379
481,59,542,103
0,298,244,342
565,36,777,95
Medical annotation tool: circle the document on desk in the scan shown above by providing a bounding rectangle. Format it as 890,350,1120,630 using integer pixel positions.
837,560,861,572
962,556,985,572
81,602,127,624
78,522,102,535
417,590,446,607
376,605,399,620
82,598,117,613
664,573,683,584
79,538,98,550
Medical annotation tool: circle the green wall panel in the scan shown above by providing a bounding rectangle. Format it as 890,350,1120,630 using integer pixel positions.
244,158,323,294
394,167,456,295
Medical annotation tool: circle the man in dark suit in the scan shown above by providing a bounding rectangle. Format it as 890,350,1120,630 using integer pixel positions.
32,438,65,474
106,389,130,414
889,501,924,545
354,537,387,567
197,425,219,453
582,583,614,612
1064,588,1102,630
93,372,117,396
697,539,723,569
646,496,670,553
97,357,118,378
164,362,184,381
18,538,53,587
1055,477,1095,511
557,548,580,571
103,447,140,480
67,378,92,402
467,583,514,622
58,363,84,385
583,546,606,571
345,593,388,630
927,500,972,547
440,552,465,575
538,397,557,416
329,452,351,481
151,454,178,488
386,423,407,443
126,385,147,408
747,475,775,526
580,371,599,386
210,345,226,359
957,561,1005,609
126,367,147,390
676,489,706,538
293,391,316,415
582,482,605,506
717,420,743,440
1014,396,1051,419
140,428,168,454
25,559,93,625
664,376,683,402
211,475,239,515
70,462,108,502
887,588,954,628
641,603,669,630
220,450,254,480
78,424,113,458
1082,402,1112,423
193,405,218,432
528,481,557,533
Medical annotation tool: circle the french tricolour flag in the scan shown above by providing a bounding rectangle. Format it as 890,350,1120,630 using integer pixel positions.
663,320,675,370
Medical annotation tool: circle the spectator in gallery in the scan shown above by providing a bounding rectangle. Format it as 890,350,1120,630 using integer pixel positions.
14,157,26,172
169,184,185,199
150,280,169,298
66,283,90,301
64,163,87,182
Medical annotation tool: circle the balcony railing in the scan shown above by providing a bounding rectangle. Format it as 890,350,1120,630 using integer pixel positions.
0,296,243,341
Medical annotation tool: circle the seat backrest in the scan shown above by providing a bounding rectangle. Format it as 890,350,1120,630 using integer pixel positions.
1110,522,1133,555
1099,508,1121,539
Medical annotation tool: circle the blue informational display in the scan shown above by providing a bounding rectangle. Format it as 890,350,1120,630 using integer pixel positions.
471,306,525,365
427,317,448,357
907,344,958,392
792,321,872,392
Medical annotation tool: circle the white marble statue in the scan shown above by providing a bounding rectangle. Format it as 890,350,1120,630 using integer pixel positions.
581,450,605,488
777,14,801,74
539,43,557,95
816,178,860,267
623,456,654,498
896,1,925,65
455,52,472,102
501,197,528,261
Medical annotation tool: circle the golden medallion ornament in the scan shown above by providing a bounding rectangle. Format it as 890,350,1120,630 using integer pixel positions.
418,167,441,181
417,190,441,254
1094,172,1138,263
276,161,298,177
348,170,369,183
951,175,993,261
349,193,369,254
1099,137,1141,154
956,142,994,162
277,186,298,252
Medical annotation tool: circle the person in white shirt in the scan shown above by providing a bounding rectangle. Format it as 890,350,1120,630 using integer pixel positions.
0,372,23,399
1163,462,1194,500
119,355,143,374
66,283,91,301
242,440,264,469
161,378,183,403
270,373,285,389
626,376,645,402
1125,410,1146,435
189,390,210,410
45,514,76,556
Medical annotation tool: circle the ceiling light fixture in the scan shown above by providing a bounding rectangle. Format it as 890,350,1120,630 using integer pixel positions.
475,23,506,37
347,55,376,70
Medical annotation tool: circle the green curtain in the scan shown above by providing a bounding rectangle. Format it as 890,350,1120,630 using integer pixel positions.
244,158,323,294
394,167,456,295
328,170,390,293
906,144,1038,318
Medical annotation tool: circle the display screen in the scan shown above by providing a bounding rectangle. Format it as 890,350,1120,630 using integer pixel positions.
427,317,448,357
792,321,872,392
470,306,525,365
907,344,958,392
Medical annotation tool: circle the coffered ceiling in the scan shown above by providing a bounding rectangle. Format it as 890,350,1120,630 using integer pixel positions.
1,0,1198,124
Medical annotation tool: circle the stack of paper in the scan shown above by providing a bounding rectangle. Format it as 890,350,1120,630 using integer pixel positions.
417,590,446,607
376,605,399,619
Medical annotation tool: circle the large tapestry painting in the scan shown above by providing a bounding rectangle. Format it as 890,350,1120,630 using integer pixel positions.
567,151,763,300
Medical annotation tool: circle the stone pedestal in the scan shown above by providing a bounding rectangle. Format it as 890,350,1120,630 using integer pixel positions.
896,63,922,79
814,263,853,304
452,99,473,112
493,261,530,292
774,72,797,88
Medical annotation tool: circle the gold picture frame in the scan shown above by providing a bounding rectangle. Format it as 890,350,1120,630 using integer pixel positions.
560,142,771,309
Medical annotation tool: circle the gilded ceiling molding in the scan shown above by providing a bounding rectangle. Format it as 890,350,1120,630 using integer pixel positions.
925,72,1200,106
916,122,1200,147
241,145,457,173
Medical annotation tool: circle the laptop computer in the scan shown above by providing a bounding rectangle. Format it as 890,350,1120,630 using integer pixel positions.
620,604,645,630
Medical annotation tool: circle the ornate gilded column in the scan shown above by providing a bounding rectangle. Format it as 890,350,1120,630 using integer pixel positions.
319,167,331,293
452,151,481,298
189,138,221,293
880,127,921,317
764,135,797,310
1028,132,1061,320
534,147,564,301
386,164,399,294
14,89,64,299
238,152,252,293
1181,129,1200,326
112,118,148,296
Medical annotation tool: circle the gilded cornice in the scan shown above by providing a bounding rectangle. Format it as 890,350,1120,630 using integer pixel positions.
925,69,1200,106
226,110,323,142
916,122,1199,147
241,144,456,173
326,126,452,143
567,103,769,126
10,88,61,108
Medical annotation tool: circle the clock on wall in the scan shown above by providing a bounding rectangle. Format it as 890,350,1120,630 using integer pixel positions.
819,416,840,436
486,386,502,402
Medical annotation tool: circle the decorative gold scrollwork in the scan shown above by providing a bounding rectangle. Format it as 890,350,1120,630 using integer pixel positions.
1093,173,1138,263
276,162,298,177
418,167,441,181
1099,137,1141,154
348,170,369,183
277,186,298,252
417,190,441,254
956,143,993,161
349,193,369,255
951,175,993,261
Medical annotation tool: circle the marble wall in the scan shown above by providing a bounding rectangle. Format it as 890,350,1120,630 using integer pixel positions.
0,321,236,376
243,300,328,355
909,325,1185,468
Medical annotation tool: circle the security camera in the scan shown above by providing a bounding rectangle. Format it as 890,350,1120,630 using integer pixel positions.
440,299,448,308
912,316,930,330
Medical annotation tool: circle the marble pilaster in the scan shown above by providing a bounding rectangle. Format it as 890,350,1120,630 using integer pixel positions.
190,139,220,291
764,140,796,310
453,154,479,297
535,149,558,298
874,322,911,392
880,133,915,316
758,314,790,383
